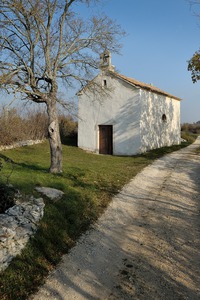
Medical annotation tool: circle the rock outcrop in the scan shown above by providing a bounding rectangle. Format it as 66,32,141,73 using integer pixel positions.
0,197,45,271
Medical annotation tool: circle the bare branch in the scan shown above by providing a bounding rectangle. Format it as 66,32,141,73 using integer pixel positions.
0,0,124,172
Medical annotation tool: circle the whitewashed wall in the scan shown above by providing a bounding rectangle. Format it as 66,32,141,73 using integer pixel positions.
140,90,181,153
78,72,181,156
78,73,141,155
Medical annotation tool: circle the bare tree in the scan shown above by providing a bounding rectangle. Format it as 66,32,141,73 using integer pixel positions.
0,0,124,173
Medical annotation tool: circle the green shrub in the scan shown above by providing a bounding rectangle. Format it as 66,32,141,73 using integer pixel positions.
181,123,200,134
59,114,77,145
181,131,197,143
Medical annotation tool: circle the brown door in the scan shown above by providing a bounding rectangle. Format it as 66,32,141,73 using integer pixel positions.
99,125,113,155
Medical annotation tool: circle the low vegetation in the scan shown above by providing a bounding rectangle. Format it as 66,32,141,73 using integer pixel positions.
0,136,193,300
0,107,47,146
0,106,77,147
181,122,200,143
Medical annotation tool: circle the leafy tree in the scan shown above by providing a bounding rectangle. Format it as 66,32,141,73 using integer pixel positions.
188,1,200,82
188,49,200,83
0,0,124,173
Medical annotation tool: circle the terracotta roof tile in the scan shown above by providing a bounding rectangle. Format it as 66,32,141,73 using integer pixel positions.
109,71,181,101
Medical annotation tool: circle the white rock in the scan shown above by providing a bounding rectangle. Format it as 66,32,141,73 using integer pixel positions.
5,228,16,239
33,198,45,207
0,215,15,225
35,187,64,201
0,196,45,271
0,249,6,263
6,205,22,216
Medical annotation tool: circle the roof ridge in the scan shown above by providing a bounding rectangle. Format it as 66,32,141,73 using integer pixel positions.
108,71,181,101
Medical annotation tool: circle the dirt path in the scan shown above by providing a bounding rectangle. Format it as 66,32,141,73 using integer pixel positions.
31,139,200,300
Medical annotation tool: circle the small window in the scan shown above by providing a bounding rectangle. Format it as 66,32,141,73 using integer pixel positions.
103,79,107,87
162,114,167,122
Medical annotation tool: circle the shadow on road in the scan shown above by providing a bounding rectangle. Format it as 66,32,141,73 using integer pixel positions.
31,141,200,300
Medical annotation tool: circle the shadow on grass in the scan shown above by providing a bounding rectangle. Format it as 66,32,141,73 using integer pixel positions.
61,135,77,147
139,142,191,161
0,183,99,299
0,153,48,173
15,162,48,172
0,153,15,163
24,140,200,300
0,140,196,300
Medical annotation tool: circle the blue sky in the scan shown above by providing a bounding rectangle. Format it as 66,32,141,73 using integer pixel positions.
91,0,200,123
2,0,199,123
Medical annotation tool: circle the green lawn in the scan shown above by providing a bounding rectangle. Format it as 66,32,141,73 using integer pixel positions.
0,139,193,300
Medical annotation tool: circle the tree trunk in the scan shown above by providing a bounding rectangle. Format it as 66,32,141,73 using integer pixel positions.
46,100,62,173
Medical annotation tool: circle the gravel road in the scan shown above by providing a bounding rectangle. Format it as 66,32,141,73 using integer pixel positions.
31,138,200,300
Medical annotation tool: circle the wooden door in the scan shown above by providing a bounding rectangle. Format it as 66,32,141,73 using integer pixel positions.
99,125,113,155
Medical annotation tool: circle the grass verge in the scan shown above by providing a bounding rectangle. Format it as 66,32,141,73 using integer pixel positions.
0,139,194,300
